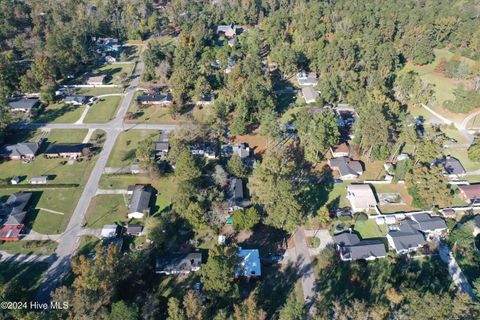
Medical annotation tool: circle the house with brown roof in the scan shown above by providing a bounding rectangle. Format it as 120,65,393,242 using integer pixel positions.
86,75,106,86
457,184,480,204
330,143,349,158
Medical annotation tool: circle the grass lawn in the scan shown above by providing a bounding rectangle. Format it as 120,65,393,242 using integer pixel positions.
127,103,182,124
99,174,176,215
77,236,101,256
107,129,160,167
32,103,85,123
467,113,480,129
373,183,416,213
85,194,128,228
354,219,387,239
326,182,350,208
0,261,49,301
76,87,124,96
95,63,135,84
361,161,386,180
84,96,123,123
0,240,57,255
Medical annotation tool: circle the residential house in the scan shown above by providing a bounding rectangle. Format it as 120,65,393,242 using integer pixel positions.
156,253,202,275
346,184,377,213
228,178,249,211
137,93,173,106
9,98,40,112
0,142,41,160
330,143,350,158
64,96,88,106
301,86,319,104
221,143,251,160
196,93,215,106
236,249,261,278
296,71,318,86
333,231,387,261
409,213,447,236
190,143,217,159
86,75,106,86
329,157,363,180
442,156,466,179
457,184,480,204
216,24,237,38
128,185,152,219
153,141,169,159
29,176,48,184
44,143,90,159
101,224,119,238
224,59,237,74
126,224,143,236
105,55,117,63
10,177,20,185
387,220,427,254
0,192,32,241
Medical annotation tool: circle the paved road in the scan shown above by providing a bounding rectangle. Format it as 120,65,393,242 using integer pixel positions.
292,228,317,317
439,243,477,300
35,59,174,302
304,229,333,256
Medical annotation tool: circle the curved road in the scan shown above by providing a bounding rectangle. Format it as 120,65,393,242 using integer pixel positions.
35,61,178,302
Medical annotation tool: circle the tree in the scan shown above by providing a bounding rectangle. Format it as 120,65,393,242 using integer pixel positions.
167,298,186,320
39,82,57,105
233,291,266,320
294,109,340,162
355,106,390,160
199,246,239,300
109,301,138,320
227,154,245,177
316,206,330,226
175,149,201,182
183,290,205,320
213,165,228,187
144,217,166,247
405,164,452,209
279,291,305,320
468,135,480,162
232,207,261,231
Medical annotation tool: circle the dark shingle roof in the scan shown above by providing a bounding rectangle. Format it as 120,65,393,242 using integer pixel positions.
333,232,386,260
0,142,40,158
410,213,447,232
156,253,202,274
9,98,40,111
329,157,362,177
388,220,426,252
444,157,465,175
45,143,89,154
0,192,32,225
137,94,173,103
129,187,152,214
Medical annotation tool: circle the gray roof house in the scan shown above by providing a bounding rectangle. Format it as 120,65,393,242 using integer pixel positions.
0,142,41,160
221,143,251,159
216,24,237,38
229,178,249,211
126,223,143,236
156,253,202,275
296,71,318,86
329,157,363,180
301,86,319,104
153,141,169,158
9,98,40,112
137,94,173,105
128,186,152,219
410,213,447,234
387,220,427,254
64,96,88,105
0,192,32,224
333,231,387,261
443,156,466,179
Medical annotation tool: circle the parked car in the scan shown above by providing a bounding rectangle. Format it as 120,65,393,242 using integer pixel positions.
330,207,353,218
271,254,284,263
446,137,458,143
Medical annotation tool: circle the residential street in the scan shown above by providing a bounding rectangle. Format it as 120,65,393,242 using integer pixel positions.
35,60,175,302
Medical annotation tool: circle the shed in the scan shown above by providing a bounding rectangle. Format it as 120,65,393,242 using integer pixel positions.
29,176,48,184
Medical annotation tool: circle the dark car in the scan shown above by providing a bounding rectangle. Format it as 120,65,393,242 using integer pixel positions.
446,137,458,143
271,254,284,263
330,207,353,218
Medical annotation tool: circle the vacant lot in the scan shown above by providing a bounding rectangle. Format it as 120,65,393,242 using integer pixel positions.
95,63,135,85
84,96,122,123
85,194,128,228
107,129,160,167
32,103,85,123
0,240,57,255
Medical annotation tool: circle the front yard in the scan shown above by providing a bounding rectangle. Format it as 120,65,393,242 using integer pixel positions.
84,96,123,123
0,240,58,255
85,194,128,228
32,103,85,123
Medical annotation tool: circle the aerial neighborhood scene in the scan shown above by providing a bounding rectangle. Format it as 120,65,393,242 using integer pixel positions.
1,0,480,319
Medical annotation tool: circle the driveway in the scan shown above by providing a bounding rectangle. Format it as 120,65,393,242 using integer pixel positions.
439,243,476,300
304,229,333,256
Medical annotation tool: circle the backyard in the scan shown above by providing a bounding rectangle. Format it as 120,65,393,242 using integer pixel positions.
354,219,387,239
373,183,416,214
84,96,123,123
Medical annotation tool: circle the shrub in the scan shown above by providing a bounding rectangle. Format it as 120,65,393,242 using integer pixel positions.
356,213,368,221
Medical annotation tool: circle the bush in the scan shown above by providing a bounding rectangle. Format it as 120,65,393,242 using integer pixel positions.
356,213,368,221
232,207,261,231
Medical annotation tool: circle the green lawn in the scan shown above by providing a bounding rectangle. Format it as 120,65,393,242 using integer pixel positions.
99,174,176,214
445,148,480,171
354,219,387,239
32,103,85,123
0,240,57,255
85,194,128,228
326,182,350,208
77,236,101,256
0,262,49,301
76,87,124,96
95,63,135,85
107,129,160,167
84,96,122,123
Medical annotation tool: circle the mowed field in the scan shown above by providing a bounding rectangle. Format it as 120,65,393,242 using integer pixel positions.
84,96,123,123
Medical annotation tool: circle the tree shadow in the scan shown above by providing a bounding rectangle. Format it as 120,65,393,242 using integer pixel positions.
32,104,80,123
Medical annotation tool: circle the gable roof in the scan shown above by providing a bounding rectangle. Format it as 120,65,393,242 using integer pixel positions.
0,142,40,158
153,141,169,152
129,187,152,214
0,192,32,225
330,157,362,177
156,253,202,274
64,96,87,104
444,157,465,175
388,220,427,251
410,213,447,232
302,86,319,103
30,176,48,182
137,94,173,103
331,143,349,155
458,184,480,200
9,98,40,110
333,231,387,260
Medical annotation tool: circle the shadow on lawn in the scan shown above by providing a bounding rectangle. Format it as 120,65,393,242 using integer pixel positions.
32,104,80,123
